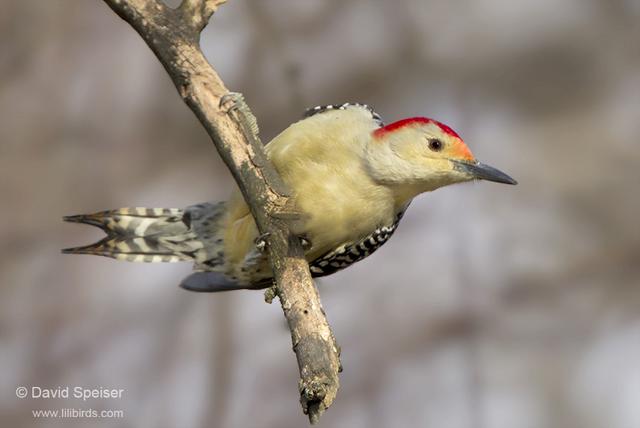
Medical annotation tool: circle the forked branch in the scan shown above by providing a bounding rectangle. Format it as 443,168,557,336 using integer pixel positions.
101,0,341,423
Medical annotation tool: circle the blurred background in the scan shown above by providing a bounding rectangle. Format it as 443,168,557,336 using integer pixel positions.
1,0,639,427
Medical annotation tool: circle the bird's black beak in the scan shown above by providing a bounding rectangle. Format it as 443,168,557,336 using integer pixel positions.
452,160,517,185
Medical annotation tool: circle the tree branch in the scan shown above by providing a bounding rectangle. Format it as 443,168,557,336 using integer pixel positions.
101,0,340,423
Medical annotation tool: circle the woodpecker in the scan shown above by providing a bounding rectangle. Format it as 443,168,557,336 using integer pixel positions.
63,103,516,292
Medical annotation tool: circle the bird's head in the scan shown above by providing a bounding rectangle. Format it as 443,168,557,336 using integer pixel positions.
365,117,516,202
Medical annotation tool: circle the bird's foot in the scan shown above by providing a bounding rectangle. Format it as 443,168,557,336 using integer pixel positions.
298,234,312,250
264,280,278,304
254,232,271,253
219,91,260,142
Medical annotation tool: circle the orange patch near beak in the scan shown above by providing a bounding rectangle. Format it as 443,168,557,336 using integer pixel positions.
451,139,475,162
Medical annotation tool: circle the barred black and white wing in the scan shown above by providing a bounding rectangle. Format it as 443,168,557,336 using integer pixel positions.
303,102,384,127
308,209,407,277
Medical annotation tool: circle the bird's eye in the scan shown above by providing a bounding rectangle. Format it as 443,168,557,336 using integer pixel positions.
428,138,444,152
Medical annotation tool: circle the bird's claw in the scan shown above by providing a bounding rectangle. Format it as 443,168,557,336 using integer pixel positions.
264,282,278,304
219,91,244,112
219,92,260,139
254,232,271,253
298,235,312,250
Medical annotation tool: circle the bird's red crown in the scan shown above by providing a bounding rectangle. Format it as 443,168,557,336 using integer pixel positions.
373,117,461,139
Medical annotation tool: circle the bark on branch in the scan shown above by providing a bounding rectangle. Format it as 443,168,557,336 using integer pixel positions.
101,0,340,423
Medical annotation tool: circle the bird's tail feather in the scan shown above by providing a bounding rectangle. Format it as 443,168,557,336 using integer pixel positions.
62,207,201,263
63,202,257,292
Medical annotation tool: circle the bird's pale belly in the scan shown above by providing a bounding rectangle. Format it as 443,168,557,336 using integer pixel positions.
295,197,396,261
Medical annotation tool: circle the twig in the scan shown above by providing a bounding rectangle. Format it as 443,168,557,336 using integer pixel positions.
101,0,341,422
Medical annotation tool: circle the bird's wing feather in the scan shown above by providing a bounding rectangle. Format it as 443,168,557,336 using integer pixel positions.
303,102,384,126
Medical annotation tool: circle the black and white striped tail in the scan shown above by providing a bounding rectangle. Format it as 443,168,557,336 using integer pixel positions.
62,207,199,263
